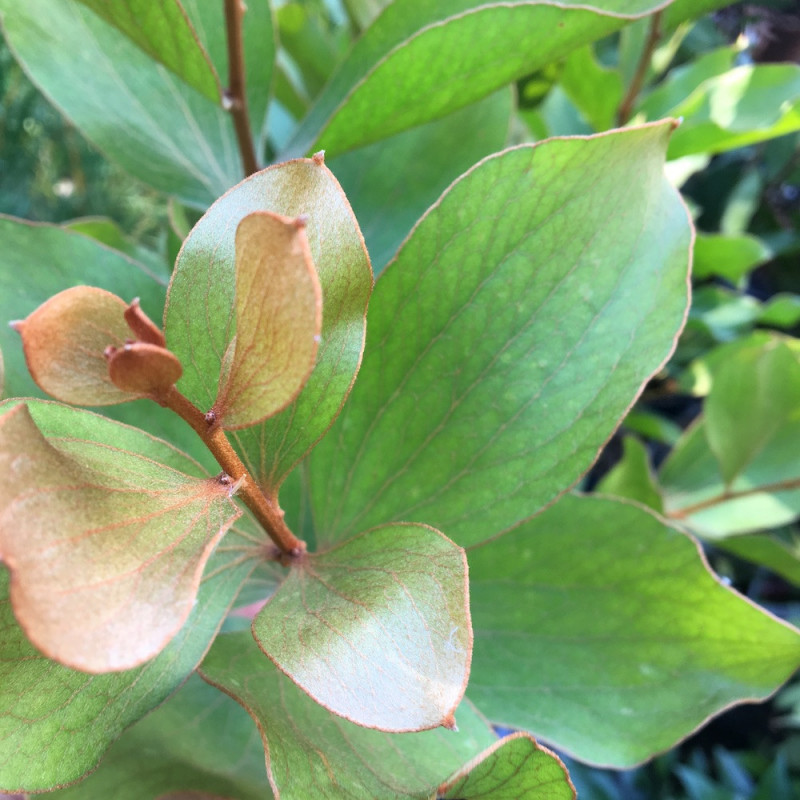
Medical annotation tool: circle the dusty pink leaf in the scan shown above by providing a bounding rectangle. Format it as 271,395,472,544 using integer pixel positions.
213,212,322,430
252,523,472,732
0,404,241,672
13,286,134,405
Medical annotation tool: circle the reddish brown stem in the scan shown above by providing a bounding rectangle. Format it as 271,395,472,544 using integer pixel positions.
160,386,305,558
669,477,800,519
224,0,259,176
617,11,662,126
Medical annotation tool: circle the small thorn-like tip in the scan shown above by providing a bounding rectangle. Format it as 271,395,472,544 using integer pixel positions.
9,320,23,333
442,713,458,731
312,150,325,165
221,90,235,111
103,345,117,360
294,214,309,230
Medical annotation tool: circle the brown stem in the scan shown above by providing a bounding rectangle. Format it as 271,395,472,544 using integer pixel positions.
617,11,663,126
224,0,259,176
159,386,306,558
668,477,800,519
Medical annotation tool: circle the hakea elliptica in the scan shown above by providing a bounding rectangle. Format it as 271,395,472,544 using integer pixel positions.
0,176,471,736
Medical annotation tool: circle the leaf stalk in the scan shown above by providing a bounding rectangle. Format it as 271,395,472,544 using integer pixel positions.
159,385,306,559
616,11,662,126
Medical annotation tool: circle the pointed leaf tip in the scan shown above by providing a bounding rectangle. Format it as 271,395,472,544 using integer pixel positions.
312,150,325,165
124,296,166,347
0,403,242,672
252,523,472,732
213,211,323,430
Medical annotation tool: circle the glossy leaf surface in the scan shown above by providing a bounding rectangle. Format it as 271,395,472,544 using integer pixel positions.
467,493,800,766
200,631,496,800
166,158,371,489
289,0,670,155
0,402,240,672
0,0,240,205
45,675,271,800
311,122,691,548
74,0,221,101
213,212,322,430
439,733,575,800
252,523,471,731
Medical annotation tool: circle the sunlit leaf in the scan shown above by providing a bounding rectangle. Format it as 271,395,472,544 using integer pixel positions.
0,0,240,205
0,402,258,793
213,212,322,430
74,0,221,102
288,0,671,156
43,675,271,799
595,436,664,512
200,631,496,799
717,533,800,589
692,232,771,285
467,493,800,767
310,122,691,548
0,402,241,672
166,158,371,490
252,523,470,731
439,733,575,800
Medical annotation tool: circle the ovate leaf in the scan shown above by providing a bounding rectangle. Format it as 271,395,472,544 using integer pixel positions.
0,0,240,205
252,523,471,731
13,287,132,406
288,0,670,155
0,402,257,793
200,631,496,799
43,675,270,800
595,436,664,512
439,733,575,800
467,493,800,767
166,158,371,490
0,402,241,672
311,122,691,548
74,0,221,102
213,212,322,430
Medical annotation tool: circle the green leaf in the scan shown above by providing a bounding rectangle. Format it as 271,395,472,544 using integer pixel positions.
287,0,672,156
439,733,575,800
200,631,496,799
716,533,800,589
329,89,513,274
706,342,800,486
660,64,800,160
310,122,691,548
0,405,257,793
559,45,623,132
693,232,771,285
0,0,240,205
467,493,800,767
43,675,271,800
252,523,471,731
166,158,371,490
595,436,664,512
0,401,241,672
662,342,800,538
758,294,800,330
212,212,322,430
73,0,221,102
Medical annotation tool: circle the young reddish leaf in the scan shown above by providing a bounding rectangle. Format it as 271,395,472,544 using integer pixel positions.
251,523,471,732
165,157,371,491
200,632,496,800
0,404,242,672
439,733,575,800
12,286,134,405
73,0,222,102
106,341,183,395
212,212,322,430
